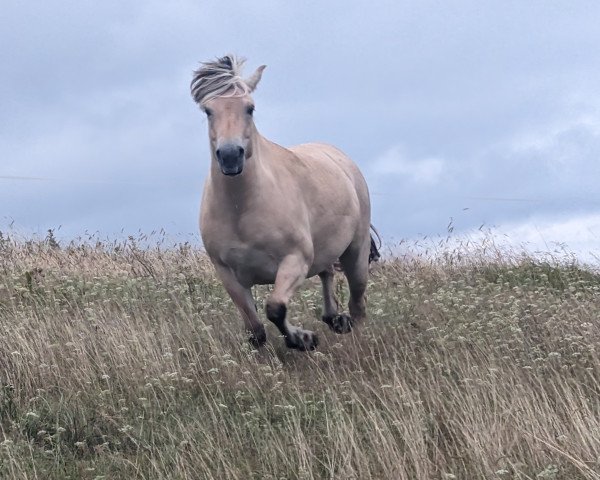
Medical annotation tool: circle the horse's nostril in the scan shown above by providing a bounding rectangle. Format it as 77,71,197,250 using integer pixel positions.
238,146,245,157
215,148,222,160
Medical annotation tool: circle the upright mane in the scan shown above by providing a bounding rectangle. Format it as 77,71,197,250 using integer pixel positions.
190,55,250,105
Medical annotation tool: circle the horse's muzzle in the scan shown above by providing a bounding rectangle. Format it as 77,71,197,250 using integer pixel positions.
216,144,245,176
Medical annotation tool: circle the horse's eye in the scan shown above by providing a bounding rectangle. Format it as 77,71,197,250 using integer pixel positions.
204,108,213,117
246,106,255,116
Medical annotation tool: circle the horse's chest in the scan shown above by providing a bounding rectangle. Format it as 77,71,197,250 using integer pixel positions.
201,209,300,285
219,245,279,285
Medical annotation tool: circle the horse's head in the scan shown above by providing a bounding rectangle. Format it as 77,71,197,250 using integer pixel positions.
203,93,258,176
191,55,266,177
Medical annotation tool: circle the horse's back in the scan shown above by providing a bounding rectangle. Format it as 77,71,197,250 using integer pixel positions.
289,143,364,179
288,142,370,213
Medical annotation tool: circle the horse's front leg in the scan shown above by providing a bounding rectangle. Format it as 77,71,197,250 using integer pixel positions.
266,253,318,351
213,263,266,347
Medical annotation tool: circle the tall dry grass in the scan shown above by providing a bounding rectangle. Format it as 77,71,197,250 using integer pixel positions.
1,231,600,479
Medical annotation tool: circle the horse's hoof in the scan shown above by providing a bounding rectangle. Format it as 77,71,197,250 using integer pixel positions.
248,327,267,348
322,314,353,334
285,327,319,351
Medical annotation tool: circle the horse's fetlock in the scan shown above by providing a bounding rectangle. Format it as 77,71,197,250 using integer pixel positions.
266,302,286,324
248,326,267,348
323,313,353,334
349,303,366,324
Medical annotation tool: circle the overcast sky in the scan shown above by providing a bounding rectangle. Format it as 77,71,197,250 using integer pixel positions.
1,1,599,260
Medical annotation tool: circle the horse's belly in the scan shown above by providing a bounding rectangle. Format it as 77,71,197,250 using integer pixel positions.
221,246,279,285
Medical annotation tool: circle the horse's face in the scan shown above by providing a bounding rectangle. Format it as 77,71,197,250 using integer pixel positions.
203,95,256,176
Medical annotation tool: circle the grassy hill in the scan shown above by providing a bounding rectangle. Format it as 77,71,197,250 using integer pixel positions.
1,234,599,479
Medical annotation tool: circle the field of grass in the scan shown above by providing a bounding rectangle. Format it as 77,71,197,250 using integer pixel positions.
1,232,600,479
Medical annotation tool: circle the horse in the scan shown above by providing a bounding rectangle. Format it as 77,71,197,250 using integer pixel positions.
190,55,380,351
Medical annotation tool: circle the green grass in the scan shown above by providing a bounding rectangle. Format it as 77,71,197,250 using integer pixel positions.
1,233,600,479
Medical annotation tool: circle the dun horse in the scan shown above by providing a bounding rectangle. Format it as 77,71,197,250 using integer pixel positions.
191,55,380,350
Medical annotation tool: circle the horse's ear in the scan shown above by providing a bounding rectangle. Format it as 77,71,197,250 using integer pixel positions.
245,65,266,92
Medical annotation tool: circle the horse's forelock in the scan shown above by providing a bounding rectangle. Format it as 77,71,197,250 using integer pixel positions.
191,55,250,105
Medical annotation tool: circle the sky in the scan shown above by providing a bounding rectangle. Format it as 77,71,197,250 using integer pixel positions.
1,1,599,261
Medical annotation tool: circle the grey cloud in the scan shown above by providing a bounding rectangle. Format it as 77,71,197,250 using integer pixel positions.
1,0,600,254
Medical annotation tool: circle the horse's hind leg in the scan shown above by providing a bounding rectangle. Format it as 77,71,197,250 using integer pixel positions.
319,266,353,334
339,239,369,326
319,266,338,317
214,263,266,347
266,253,318,351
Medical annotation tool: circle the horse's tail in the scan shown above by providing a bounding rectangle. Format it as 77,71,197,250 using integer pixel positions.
368,224,381,263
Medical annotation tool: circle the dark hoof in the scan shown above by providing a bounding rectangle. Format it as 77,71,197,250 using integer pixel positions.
248,327,267,348
284,327,319,351
322,314,353,334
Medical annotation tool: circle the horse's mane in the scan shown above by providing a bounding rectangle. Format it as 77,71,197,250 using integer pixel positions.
190,55,249,106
